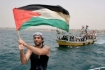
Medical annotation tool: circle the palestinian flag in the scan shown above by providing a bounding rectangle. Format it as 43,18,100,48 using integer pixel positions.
13,4,70,32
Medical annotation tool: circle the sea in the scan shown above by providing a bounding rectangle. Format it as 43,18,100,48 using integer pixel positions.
0,29,105,70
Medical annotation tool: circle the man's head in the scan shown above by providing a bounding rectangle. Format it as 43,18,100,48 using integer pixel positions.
33,32,44,46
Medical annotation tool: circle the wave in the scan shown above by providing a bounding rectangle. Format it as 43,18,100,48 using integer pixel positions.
95,39,105,44
89,67,105,70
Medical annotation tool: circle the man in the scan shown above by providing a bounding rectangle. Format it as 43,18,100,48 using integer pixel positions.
18,32,50,70
85,25,89,34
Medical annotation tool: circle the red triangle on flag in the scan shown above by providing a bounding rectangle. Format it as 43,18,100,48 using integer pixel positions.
13,8,41,30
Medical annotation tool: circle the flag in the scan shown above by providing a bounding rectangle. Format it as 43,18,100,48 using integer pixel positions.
13,4,70,32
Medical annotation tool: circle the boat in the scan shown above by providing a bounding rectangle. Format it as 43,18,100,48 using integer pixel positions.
56,38,98,47
56,26,98,47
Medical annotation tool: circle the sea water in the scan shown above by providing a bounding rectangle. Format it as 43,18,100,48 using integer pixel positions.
0,29,105,70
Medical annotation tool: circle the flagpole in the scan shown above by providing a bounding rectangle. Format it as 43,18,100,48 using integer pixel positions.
17,30,20,39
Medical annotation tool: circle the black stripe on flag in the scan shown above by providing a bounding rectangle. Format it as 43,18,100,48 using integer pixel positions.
18,4,69,15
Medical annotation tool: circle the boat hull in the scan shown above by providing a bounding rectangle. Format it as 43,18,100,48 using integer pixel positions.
56,39,97,47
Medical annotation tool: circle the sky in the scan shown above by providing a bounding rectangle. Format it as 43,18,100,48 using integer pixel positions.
0,0,105,30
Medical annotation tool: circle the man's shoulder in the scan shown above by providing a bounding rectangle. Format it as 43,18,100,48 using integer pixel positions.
43,45,50,51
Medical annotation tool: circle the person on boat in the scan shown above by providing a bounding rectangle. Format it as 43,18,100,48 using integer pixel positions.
85,25,89,34
18,32,50,70
71,35,74,41
70,35,72,41
75,35,80,41
62,35,68,40
80,33,85,41
62,35,65,40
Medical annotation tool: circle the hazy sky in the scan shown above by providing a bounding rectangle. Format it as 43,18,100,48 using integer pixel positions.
0,0,105,30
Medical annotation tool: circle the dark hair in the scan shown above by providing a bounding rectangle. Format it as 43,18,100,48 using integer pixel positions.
33,36,44,44
41,37,44,44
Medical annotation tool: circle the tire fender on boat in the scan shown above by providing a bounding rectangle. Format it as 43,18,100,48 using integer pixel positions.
83,43,85,46
88,42,90,44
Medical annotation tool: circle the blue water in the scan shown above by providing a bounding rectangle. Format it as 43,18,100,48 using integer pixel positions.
0,29,105,70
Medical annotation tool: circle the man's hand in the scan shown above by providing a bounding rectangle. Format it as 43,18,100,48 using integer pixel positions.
18,39,27,46
18,44,24,50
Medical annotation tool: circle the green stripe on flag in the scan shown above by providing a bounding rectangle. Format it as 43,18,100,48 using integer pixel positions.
20,17,69,32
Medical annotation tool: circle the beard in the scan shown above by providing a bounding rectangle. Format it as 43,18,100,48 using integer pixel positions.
35,42,42,46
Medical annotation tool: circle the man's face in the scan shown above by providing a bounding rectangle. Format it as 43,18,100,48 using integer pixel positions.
33,35,43,46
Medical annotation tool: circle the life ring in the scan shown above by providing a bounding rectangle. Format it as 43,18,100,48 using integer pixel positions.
83,43,85,46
